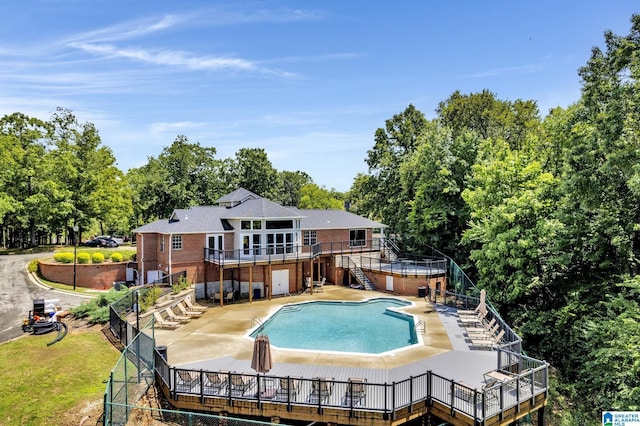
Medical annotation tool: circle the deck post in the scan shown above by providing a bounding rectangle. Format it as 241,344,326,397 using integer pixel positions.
538,406,545,426
249,266,253,302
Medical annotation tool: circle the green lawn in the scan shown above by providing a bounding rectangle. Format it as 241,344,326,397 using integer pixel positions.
0,328,120,425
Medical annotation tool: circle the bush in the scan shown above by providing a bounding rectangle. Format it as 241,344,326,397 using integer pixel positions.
28,259,38,273
111,252,123,262
140,287,162,312
54,252,74,263
172,276,191,294
91,252,105,264
77,252,91,264
71,287,130,323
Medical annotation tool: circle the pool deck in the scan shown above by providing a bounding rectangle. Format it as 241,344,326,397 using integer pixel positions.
153,285,498,389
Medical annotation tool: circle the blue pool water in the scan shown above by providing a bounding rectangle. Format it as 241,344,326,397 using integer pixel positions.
249,298,418,354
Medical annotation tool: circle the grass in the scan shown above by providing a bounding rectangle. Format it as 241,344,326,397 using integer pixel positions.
0,328,120,425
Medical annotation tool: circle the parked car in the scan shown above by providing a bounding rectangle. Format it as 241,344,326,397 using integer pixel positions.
96,237,119,247
82,238,110,247
96,235,124,245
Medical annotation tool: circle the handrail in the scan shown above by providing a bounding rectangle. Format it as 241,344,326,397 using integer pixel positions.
415,319,425,335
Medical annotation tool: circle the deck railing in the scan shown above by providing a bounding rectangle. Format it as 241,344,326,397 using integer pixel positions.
153,350,547,423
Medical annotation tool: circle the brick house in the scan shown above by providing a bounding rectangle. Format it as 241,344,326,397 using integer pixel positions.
133,188,425,303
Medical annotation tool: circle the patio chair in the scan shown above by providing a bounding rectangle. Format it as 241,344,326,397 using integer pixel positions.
467,322,500,339
470,329,505,349
176,369,198,393
184,297,208,312
204,371,229,395
225,291,235,304
164,307,191,323
342,378,367,406
314,277,326,292
152,311,181,329
459,311,486,326
230,373,254,396
176,301,203,318
273,377,300,401
464,318,496,333
308,377,333,404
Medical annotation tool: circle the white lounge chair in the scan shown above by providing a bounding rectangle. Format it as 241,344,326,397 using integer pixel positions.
164,307,190,323
184,297,208,312
176,301,203,318
152,311,181,329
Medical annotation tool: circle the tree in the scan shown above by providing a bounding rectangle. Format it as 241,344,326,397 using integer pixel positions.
400,123,479,258
272,170,312,206
298,183,344,209
0,113,52,247
437,89,540,151
225,148,278,198
128,135,223,221
364,104,428,238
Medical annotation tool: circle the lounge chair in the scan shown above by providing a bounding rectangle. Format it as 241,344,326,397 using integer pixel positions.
184,297,208,312
164,307,191,323
342,378,367,406
176,369,198,393
230,373,253,396
465,318,496,333
467,323,500,338
204,371,229,395
308,377,333,404
470,330,505,349
458,304,482,316
459,311,486,326
273,377,300,402
152,311,181,329
176,301,203,318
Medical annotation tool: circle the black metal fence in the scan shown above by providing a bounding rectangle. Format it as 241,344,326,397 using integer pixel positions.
153,355,548,423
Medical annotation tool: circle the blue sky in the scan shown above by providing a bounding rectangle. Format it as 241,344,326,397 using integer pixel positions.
1,1,637,191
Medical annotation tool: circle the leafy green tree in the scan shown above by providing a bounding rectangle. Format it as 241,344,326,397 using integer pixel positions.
128,135,223,221
0,113,53,247
298,183,343,209
461,138,561,308
225,148,278,198
437,89,540,151
272,170,312,206
364,104,428,238
400,123,480,258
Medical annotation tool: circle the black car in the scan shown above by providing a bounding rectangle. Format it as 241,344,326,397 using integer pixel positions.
82,238,109,247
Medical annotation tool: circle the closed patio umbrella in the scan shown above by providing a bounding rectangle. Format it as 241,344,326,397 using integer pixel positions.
479,289,487,315
251,335,272,374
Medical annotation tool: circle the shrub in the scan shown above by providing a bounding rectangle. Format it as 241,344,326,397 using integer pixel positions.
71,287,130,323
91,252,105,264
172,276,191,294
77,252,91,264
111,252,123,262
54,252,74,263
28,259,39,273
140,287,162,312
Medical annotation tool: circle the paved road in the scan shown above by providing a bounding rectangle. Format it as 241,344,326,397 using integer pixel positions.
0,252,89,343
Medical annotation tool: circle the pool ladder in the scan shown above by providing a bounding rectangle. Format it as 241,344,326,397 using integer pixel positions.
415,320,425,335
251,317,264,330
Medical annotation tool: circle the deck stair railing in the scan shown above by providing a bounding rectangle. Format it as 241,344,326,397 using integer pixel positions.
344,256,376,290
381,238,401,261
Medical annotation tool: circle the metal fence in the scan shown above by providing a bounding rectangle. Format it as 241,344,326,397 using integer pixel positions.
153,358,548,423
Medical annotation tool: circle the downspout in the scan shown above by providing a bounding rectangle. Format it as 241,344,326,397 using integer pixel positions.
168,233,173,279
140,233,145,285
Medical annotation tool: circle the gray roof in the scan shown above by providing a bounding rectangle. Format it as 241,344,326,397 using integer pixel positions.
290,207,386,230
215,188,260,205
134,189,386,234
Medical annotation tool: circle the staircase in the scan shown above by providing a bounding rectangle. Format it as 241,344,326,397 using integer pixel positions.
381,239,401,261
345,256,376,290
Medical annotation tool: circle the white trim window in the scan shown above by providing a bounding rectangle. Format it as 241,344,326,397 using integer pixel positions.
303,230,317,246
172,235,183,250
349,229,366,247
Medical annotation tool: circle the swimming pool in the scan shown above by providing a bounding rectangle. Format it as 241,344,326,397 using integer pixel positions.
249,298,419,354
